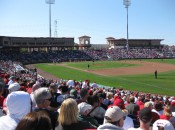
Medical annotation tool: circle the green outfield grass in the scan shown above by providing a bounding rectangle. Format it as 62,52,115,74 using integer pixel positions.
35,59,175,96
65,61,138,70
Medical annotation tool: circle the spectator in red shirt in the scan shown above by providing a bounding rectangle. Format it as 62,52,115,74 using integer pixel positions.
136,96,145,110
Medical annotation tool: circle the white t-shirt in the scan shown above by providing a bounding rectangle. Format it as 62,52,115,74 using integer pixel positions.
123,116,134,130
152,119,174,130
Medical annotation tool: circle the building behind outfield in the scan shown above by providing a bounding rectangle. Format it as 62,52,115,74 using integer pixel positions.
0,36,92,52
0,35,164,52
106,37,164,49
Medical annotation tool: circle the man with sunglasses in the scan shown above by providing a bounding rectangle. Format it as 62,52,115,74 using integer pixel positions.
34,87,58,130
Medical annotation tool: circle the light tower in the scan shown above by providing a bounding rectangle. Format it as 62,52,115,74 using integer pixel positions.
54,19,58,37
45,0,55,38
123,0,131,50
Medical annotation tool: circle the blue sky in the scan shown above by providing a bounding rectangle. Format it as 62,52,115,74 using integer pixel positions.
0,0,175,45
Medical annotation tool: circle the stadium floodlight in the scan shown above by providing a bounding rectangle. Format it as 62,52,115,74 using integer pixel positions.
123,0,131,50
45,0,55,38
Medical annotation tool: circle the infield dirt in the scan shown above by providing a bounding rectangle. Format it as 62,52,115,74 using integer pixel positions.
26,60,175,79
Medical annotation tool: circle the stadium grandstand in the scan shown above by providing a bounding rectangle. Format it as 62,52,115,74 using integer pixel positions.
0,35,174,64
1,35,175,130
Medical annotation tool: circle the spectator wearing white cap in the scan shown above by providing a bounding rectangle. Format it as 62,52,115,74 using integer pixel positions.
113,96,134,130
78,102,99,128
7,76,16,85
8,82,21,93
0,91,31,130
97,106,125,130
66,79,75,88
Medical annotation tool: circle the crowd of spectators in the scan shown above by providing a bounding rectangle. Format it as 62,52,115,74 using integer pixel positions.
1,59,175,130
0,50,92,64
1,46,175,65
84,47,173,60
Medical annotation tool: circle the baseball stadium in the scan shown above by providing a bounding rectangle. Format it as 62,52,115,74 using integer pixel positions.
1,0,175,129
0,35,175,96
1,35,175,130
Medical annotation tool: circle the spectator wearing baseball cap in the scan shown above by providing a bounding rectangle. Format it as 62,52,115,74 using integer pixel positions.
7,76,16,85
97,106,125,130
70,88,78,99
128,107,152,130
112,96,134,130
8,82,21,93
113,96,125,109
78,102,99,128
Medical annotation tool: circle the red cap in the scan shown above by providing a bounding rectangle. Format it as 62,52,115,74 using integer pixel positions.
113,97,125,109
171,100,175,106
88,89,93,95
